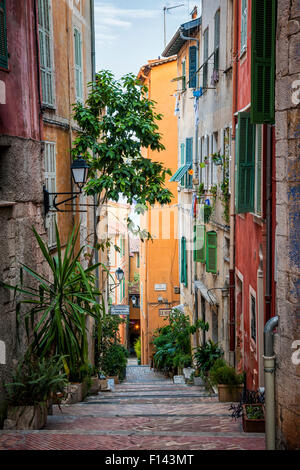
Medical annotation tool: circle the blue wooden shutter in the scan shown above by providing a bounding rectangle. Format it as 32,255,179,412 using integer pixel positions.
0,0,8,69
206,231,217,274
185,137,193,188
251,0,276,124
180,143,185,186
236,113,255,213
189,46,197,88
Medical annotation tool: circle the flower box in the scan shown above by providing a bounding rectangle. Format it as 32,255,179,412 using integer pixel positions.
242,404,265,433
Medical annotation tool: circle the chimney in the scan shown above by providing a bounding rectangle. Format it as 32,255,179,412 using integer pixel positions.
191,6,198,19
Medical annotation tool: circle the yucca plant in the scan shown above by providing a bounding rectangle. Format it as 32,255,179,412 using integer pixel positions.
1,223,103,377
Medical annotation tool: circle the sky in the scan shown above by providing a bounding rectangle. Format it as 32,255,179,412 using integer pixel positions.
94,0,202,79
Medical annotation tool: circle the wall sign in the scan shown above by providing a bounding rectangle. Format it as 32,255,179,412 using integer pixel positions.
155,284,167,291
159,308,172,317
110,305,130,315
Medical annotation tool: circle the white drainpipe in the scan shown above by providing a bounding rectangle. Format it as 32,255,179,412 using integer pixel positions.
263,315,279,450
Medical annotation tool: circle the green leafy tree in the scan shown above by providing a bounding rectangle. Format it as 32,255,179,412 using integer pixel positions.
71,70,173,258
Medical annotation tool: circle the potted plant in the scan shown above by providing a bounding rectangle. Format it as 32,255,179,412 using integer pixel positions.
229,389,265,433
209,359,244,402
99,343,129,383
4,355,67,430
134,337,141,365
193,340,224,384
242,404,265,433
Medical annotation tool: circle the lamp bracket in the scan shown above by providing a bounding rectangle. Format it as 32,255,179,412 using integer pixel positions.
43,186,97,214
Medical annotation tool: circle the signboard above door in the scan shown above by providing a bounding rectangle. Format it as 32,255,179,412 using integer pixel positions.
110,305,130,315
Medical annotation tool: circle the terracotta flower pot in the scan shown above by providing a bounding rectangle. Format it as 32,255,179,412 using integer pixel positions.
217,384,244,402
242,404,265,433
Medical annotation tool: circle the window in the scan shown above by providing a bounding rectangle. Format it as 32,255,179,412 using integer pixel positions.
235,112,255,213
0,0,8,70
189,46,197,88
122,236,125,257
211,132,218,185
136,253,140,268
250,294,257,343
251,0,276,124
180,237,187,287
170,139,193,188
203,28,209,88
241,0,247,53
194,225,205,263
74,27,83,102
38,0,54,107
206,231,217,274
214,9,220,73
44,142,57,248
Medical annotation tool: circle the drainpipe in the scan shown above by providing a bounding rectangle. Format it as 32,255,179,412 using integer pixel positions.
265,125,273,321
179,28,200,47
264,315,278,450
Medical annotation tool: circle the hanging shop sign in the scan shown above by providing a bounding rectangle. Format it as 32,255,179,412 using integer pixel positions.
110,305,130,315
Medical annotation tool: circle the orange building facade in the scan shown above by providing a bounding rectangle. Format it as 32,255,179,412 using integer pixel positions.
138,57,180,366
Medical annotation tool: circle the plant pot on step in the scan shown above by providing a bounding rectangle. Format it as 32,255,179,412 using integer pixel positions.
62,382,83,404
3,403,47,430
89,376,100,395
242,404,265,433
218,384,244,402
108,375,119,384
99,378,108,390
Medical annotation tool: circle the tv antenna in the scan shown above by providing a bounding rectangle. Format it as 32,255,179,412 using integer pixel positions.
163,4,185,48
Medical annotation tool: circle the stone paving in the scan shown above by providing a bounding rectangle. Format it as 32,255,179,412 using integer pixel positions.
0,361,266,450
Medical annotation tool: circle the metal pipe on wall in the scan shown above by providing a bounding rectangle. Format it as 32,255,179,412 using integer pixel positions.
264,315,278,450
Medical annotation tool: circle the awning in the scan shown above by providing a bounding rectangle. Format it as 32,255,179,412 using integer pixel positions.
172,304,185,314
170,164,191,182
194,281,219,306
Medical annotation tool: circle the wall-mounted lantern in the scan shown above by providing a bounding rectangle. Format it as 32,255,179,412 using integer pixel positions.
44,156,90,214
115,267,125,282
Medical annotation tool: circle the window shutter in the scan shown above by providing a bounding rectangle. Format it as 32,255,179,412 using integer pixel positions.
206,231,217,274
180,143,185,186
189,46,197,88
74,28,83,101
255,125,262,214
194,225,205,263
251,0,276,124
182,61,186,91
38,0,54,106
241,0,247,52
185,138,193,188
236,113,255,213
0,0,8,69
214,10,220,71
181,237,187,287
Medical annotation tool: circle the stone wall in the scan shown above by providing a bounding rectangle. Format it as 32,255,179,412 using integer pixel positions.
0,136,47,427
275,0,300,450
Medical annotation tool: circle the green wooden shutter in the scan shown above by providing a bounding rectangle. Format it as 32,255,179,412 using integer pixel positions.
194,225,205,263
214,10,220,71
74,28,83,101
236,112,255,213
185,137,193,188
0,0,8,69
181,237,187,287
241,0,247,52
180,143,185,186
256,125,262,214
251,0,276,124
206,231,217,274
189,46,197,88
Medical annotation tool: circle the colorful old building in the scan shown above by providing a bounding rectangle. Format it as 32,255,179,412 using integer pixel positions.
138,56,180,366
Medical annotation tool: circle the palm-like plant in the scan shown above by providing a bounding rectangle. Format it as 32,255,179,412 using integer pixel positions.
2,223,103,377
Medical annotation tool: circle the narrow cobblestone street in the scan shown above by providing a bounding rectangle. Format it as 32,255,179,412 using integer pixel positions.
0,362,265,450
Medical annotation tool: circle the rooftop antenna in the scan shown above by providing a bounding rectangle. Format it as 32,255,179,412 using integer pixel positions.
163,4,185,48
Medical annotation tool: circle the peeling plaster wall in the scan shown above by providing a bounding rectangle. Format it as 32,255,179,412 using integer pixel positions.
275,0,300,450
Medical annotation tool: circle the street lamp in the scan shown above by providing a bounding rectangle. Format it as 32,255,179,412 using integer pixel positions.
44,155,91,214
115,267,125,282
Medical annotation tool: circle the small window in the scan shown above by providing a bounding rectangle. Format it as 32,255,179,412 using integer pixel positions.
185,138,193,189
44,142,57,248
189,46,197,88
0,0,8,70
250,294,257,343
182,60,186,91
241,0,247,53
136,253,140,268
180,237,187,287
194,225,205,263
